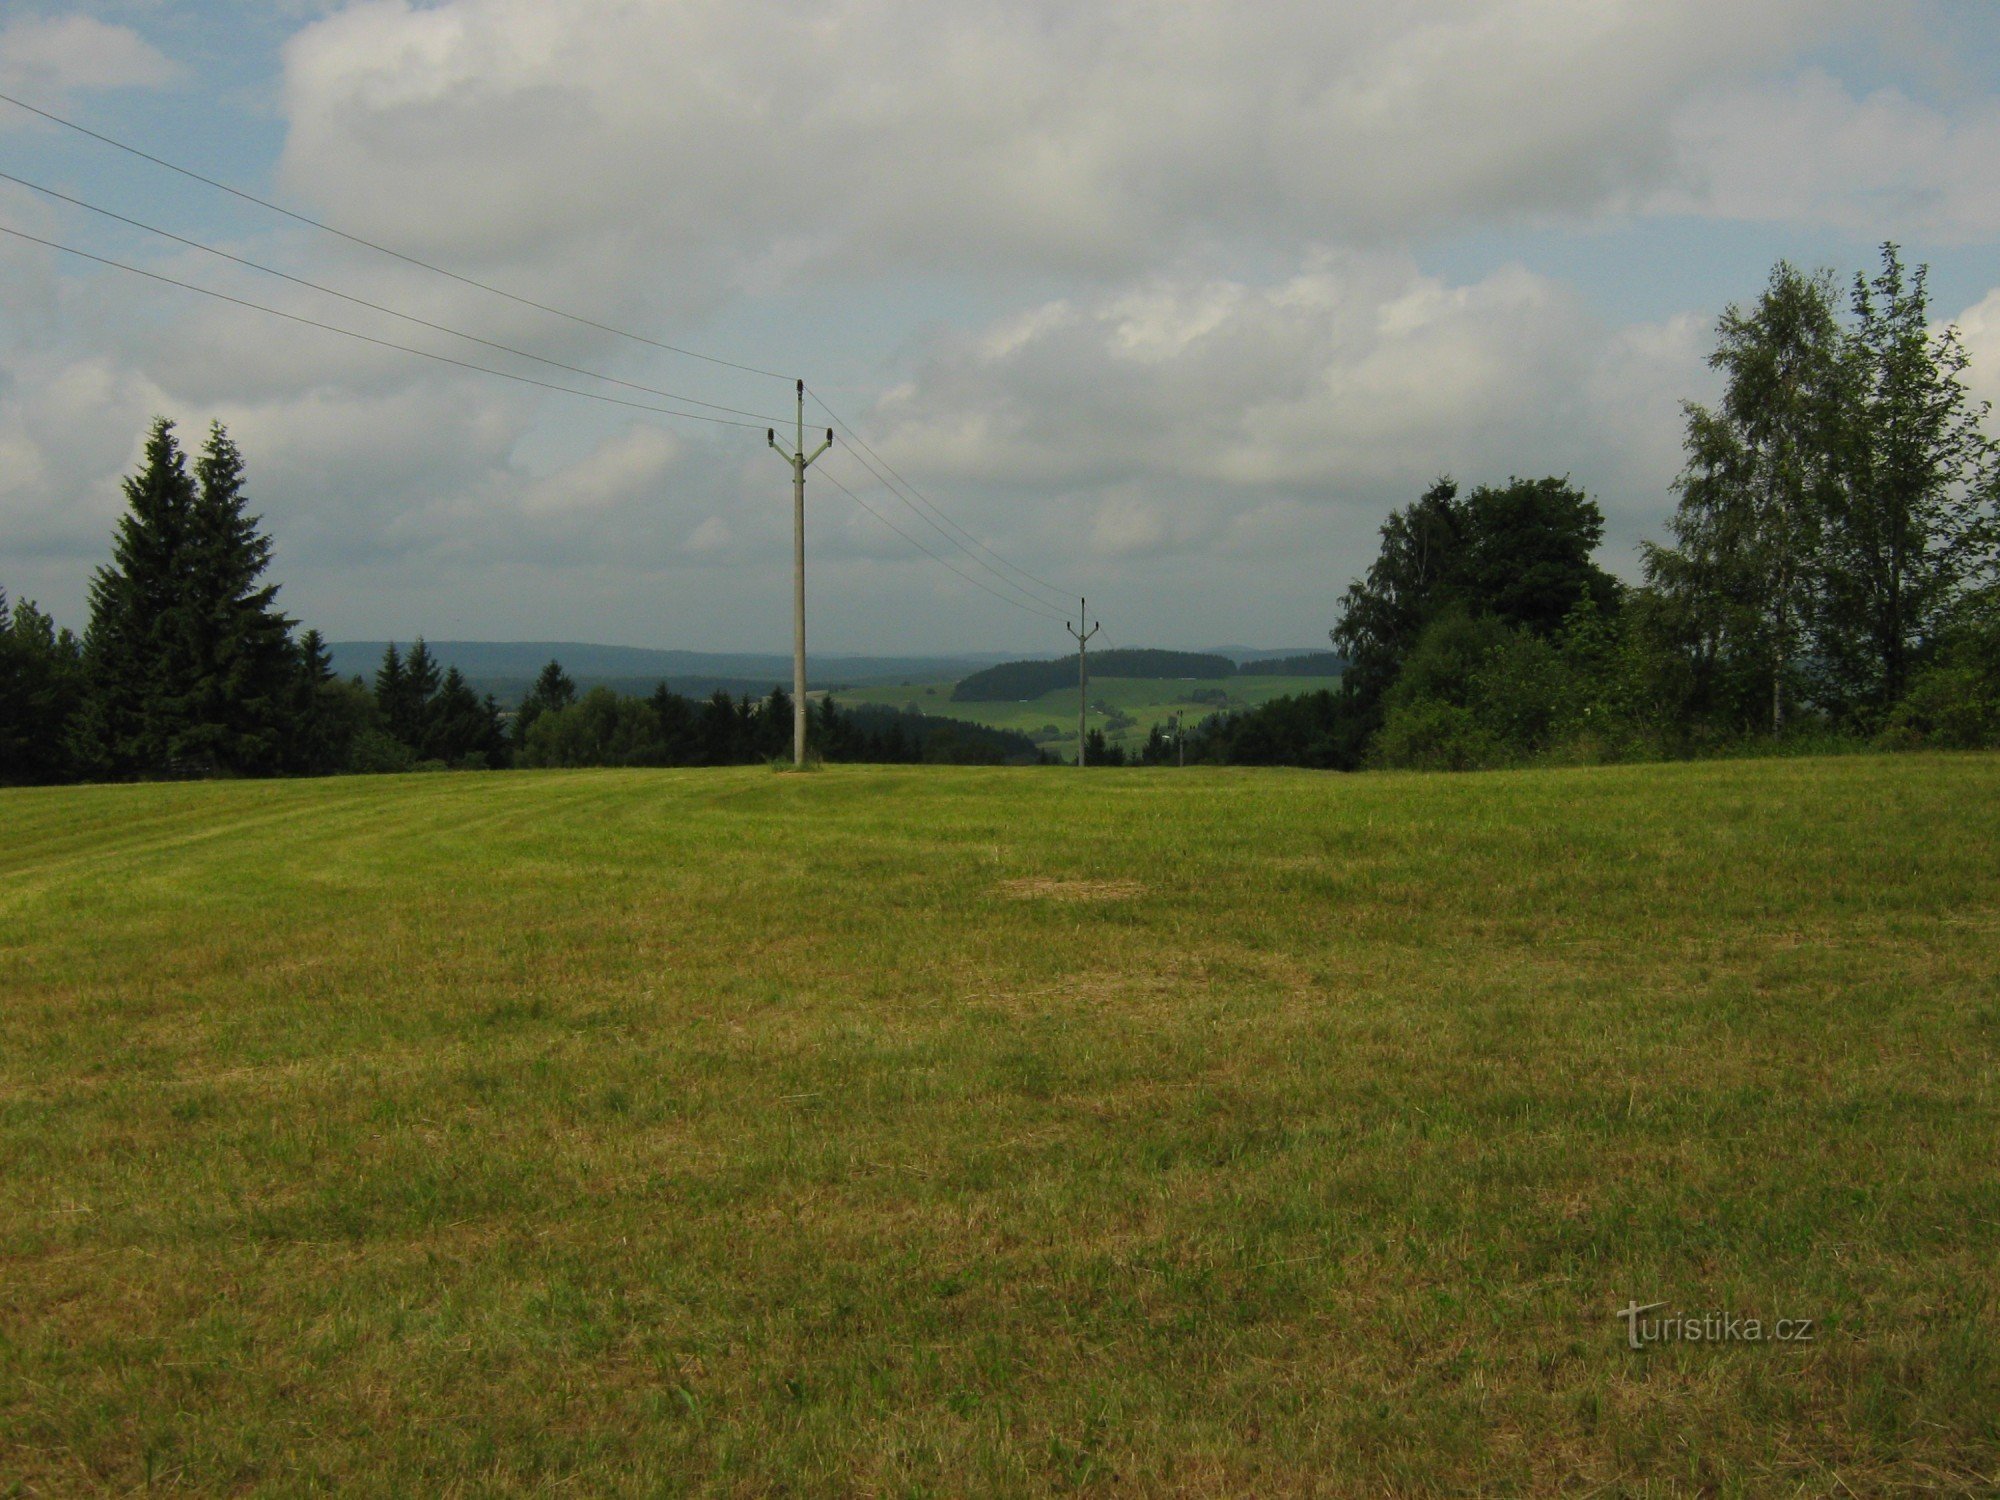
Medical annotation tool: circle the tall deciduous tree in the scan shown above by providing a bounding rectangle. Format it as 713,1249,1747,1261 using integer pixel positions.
1817,245,1999,719
1331,474,1618,759
1649,263,1847,732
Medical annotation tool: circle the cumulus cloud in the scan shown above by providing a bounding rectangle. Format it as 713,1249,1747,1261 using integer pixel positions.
1954,287,2000,415
11,0,1998,652
1656,69,2000,239
0,14,180,101
860,253,1705,543
273,0,1850,301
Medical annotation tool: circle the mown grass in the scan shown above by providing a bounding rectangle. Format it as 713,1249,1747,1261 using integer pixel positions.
1,757,1997,1495
830,675,1315,755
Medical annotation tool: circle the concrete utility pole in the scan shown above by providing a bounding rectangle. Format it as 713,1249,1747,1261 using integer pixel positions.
1067,597,1099,766
768,380,833,767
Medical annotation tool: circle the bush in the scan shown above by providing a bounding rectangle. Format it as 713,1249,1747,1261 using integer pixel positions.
1372,699,1508,771
1881,623,2000,749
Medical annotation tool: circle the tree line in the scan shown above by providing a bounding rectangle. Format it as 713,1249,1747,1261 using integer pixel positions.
5,243,1994,783
0,414,1037,778
1150,245,1999,770
0,419,1047,783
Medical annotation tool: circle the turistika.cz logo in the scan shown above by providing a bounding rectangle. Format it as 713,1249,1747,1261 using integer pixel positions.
1616,1301,1816,1350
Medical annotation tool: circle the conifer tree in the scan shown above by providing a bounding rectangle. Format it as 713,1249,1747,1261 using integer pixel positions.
428,665,502,764
374,642,409,743
77,419,296,775
401,638,443,753
512,658,577,748
0,590,86,783
298,629,335,688
177,422,296,772
78,419,199,773
287,629,344,774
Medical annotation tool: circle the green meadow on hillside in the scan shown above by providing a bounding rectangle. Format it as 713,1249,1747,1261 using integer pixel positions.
2,757,1997,1493
829,674,1319,756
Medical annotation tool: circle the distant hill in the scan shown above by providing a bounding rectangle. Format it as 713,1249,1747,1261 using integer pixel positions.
952,648,1237,702
327,641,1009,705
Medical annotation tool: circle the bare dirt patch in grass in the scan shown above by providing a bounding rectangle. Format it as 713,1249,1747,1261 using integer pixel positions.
996,877,1145,902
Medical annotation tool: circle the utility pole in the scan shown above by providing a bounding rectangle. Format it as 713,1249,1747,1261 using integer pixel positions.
1175,711,1185,768
1067,596,1099,766
768,380,832,767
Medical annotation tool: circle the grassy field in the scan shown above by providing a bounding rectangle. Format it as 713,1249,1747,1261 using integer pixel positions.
829,675,1323,756
2,757,1997,1494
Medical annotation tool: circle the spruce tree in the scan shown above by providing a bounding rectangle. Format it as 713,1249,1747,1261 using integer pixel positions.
512,658,577,748
78,419,297,776
402,638,443,753
427,666,493,764
1,590,87,783
178,422,296,772
78,419,199,773
287,629,343,774
374,643,409,746
298,629,335,687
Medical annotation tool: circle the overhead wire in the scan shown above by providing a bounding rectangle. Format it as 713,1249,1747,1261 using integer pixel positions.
807,387,1072,609
816,456,1072,626
0,88,792,382
820,439,1074,621
0,85,1100,634
0,169,792,425
0,223,769,430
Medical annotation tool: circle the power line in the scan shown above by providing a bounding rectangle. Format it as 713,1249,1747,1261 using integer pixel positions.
820,446,1072,616
0,88,791,383
819,423,1073,616
0,170,793,426
0,88,1101,638
816,458,1072,625
0,223,768,431
808,387,1073,608
823,438,1072,620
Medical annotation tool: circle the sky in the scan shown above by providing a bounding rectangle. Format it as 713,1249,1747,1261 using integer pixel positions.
3,1,1999,656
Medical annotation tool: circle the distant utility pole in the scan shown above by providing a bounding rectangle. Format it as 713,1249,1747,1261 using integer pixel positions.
1175,711,1185,768
769,380,833,768
1067,597,1099,766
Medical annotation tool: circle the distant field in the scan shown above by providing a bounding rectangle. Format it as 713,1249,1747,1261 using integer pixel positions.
830,674,1325,755
3,758,1997,1493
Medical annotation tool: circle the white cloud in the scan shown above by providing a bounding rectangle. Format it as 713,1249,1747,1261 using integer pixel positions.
518,423,680,517
15,0,2000,652
272,0,1851,300
0,15,180,100
1954,287,2000,416
868,255,1680,496
836,251,1709,612
1654,69,2000,239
